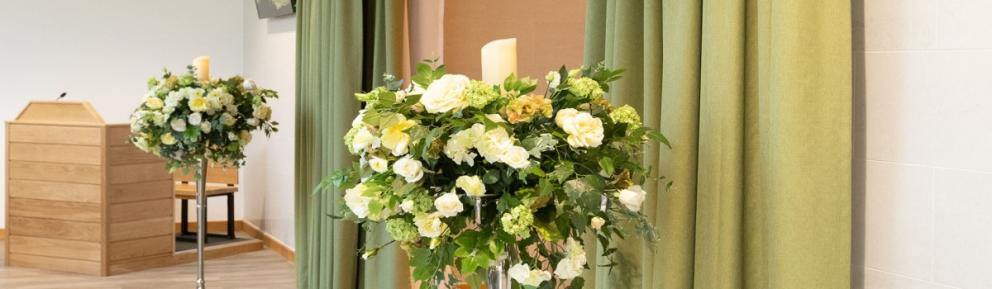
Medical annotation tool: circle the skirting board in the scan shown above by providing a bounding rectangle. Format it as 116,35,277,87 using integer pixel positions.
241,221,295,264
172,220,294,264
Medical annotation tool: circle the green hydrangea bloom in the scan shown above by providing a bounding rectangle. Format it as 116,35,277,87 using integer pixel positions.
569,77,604,99
500,205,534,238
465,80,500,108
386,218,419,242
609,105,642,129
343,126,359,154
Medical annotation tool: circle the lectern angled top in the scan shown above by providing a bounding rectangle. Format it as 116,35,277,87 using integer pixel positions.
12,101,106,125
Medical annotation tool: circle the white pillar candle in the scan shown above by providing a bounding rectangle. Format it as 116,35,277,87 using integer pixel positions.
192,56,210,81
480,38,517,85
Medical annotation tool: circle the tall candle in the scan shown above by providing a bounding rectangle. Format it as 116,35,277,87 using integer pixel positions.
480,38,517,85
192,56,210,81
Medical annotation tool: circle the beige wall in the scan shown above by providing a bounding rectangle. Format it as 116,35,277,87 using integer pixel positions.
859,1,992,288
443,0,586,83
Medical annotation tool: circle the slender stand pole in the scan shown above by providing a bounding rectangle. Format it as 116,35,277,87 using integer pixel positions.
196,158,208,289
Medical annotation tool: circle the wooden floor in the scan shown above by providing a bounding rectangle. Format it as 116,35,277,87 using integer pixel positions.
0,240,296,289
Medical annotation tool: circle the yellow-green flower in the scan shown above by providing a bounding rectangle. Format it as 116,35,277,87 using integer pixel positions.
609,105,641,129
381,116,416,156
465,80,500,108
188,95,210,112
568,77,604,99
500,205,533,238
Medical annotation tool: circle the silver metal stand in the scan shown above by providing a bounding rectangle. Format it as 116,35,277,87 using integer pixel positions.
195,158,208,289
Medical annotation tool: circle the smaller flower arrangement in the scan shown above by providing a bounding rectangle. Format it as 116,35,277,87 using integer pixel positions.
325,61,669,289
129,66,278,170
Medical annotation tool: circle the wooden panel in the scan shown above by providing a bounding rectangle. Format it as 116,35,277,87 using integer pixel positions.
8,216,101,242
106,125,132,147
108,145,159,165
175,165,239,185
8,161,102,184
109,235,173,261
110,199,172,224
8,180,101,203
8,198,101,222
108,179,174,204
110,217,172,242
8,143,102,165
7,124,102,145
108,162,171,185
8,235,101,261
8,253,102,276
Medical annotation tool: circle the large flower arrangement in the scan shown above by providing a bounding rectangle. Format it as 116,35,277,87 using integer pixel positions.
325,62,668,289
129,66,278,170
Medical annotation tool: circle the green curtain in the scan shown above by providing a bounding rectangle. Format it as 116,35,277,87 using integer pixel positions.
295,1,408,289
584,1,852,289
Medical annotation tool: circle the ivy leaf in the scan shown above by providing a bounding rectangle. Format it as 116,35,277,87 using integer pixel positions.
599,156,615,176
548,161,574,183
521,133,558,158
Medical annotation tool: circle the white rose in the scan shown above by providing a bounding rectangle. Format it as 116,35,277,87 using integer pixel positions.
590,216,605,230
476,127,513,163
344,184,372,218
392,156,424,182
247,118,259,126
352,127,379,153
352,109,367,127
187,112,202,126
554,237,587,280
200,122,212,134
434,191,464,217
617,185,647,212
400,199,415,213
420,74,470,113
444,124,484,166
170,118,187,132
555,109,604,148
508,263,551,287
455,175,486,197
414,213,446,238
368,157,389,173
500,145,531,169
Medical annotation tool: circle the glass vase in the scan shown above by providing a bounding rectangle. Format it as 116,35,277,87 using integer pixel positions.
486,253,510,289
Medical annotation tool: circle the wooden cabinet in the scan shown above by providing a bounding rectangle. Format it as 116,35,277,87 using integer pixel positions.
5,101,173,276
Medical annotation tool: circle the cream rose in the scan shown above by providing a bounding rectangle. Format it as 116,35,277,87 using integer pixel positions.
392,156,424,182
414,213,446,238
145,96,164,109
200,122,212,134
434,191,464,217
253,105,272,120
344,183,372,218
455,175,486,197
590,216,606,230
508,263,551,287
420,74,470,113
617,185,647,212
500,145,531,169
170,118,187,132
555,108,604,148
476,127,513,163
400,199,415,213
554,237,587,280
160,133,177,145
187,112,202,126
444,124,484,166
368,157,389,173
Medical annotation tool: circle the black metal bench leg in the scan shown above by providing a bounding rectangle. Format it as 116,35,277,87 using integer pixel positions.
181,199,189,235
227,193,235,239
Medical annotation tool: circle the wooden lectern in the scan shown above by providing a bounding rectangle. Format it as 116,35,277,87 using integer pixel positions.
4,101,174,276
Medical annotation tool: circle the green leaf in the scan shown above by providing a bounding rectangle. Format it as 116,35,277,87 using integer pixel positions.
599,156,615,176
548,161,574,183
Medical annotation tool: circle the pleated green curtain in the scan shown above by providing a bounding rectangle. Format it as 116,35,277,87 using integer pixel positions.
583,1,852,289
295,1,408,289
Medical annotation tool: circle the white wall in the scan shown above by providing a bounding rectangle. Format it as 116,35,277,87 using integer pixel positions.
0,0,245,227
241,1,297,249
862,1,992,288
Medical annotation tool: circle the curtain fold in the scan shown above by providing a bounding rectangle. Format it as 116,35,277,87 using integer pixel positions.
296,1,409,288
585,0,852,288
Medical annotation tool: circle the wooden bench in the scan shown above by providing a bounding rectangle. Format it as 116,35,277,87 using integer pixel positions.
174,165,238,242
